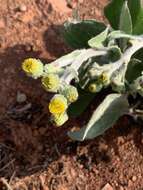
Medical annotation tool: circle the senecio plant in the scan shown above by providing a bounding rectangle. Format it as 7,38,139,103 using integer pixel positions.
22,0,143,141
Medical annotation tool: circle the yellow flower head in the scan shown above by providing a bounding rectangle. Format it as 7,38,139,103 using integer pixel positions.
42,74,60,92
51,112,68,127
22,58,43,78
63,86,78,103
49,94,68,114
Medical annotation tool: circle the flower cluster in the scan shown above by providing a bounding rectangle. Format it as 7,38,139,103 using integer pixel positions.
85,62,121,93
21,45,129,126
22,57,79,126
22,37,143,128
48,85,78,126
21,0,143,142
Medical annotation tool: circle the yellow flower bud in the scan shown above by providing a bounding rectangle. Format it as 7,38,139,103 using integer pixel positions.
22,58,43,78
51,112,68,127
88,82,102,93
49,95,68,114
99,72,110,86
62,86,78,103
42,74,60,92
88,83,97,93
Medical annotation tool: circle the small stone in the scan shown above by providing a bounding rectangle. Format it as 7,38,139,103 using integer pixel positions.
24,43,33,52
119,186,124,190
117,136,125,145
128,180,133,187
19,4,27,12
114,180,118,187
99,142,108,151
132,176,137,182
16,91,27,103
92,167,99,174
101,183,113,190
78,164,84,169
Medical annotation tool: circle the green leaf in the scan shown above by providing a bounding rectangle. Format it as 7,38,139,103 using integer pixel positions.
130,0,143,34
104,0,141,32
119,1,132,34
133,10,143,34
62,19,106,49
107,46,122,62
128,0,141,26
104,0,124,30
68,94,129,141
125,59,143,83
68,88,95,117
108,30,137,40
88,28,109,48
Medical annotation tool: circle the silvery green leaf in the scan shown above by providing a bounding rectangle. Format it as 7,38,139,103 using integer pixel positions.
104,0,124,30
51,49,85,68
70,49,107,71
119,1,132,34
108,30,141,40
128,0,141,26
60,49,107,85
132,1,143,34
125,59,143,83
63,19,106,48
88,27,109,48
111,81,126,93
60,67,79,84
104,0,140,31
68,94,129,141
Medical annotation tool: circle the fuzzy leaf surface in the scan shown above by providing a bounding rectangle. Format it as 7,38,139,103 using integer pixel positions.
68,94,129,141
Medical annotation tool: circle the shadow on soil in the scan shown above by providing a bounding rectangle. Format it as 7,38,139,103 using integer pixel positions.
43,24,71,57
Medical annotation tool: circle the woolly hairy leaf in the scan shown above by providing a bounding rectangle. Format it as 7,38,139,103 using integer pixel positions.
119,1,132,34
63,20,106,49
88,28,109,48
68,94,129,141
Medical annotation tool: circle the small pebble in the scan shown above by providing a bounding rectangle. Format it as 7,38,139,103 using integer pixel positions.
128,180,133,187
24,43,33,52
119,186,124,190
101,183,113,190
16,91,27,103
117,136,125,145
114,180,118,187
19,4,27,12
99,142,108,151
132,176,137,182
